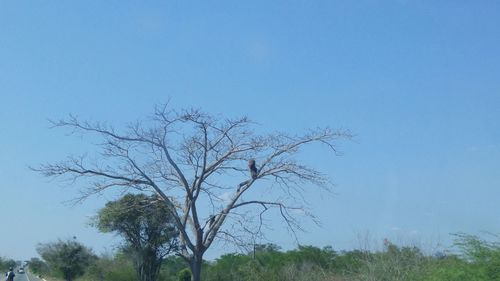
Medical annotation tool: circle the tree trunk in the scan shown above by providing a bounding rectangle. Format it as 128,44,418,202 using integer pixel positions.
136,256,161,281
190,255,203,281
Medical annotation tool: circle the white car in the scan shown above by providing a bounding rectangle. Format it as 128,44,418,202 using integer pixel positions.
18,268,25,274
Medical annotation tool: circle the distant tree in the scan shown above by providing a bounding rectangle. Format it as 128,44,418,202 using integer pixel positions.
37,239,96,281
27,257,49,276
331,249,365,275
203,245,340,281
5,259,17,270
94,193,178,281
35,105,352,281
0,258,17,272
287,245,336,269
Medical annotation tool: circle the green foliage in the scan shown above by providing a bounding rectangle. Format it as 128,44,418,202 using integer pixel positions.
77,251,136,281
0,257,17,272
331,249,365,275
95,193,178,251
28,257,50,276
37,239,96,281
421,233,500,281
202,244,341,281
7,259,17,269
286,245,336,269
94,193,179,281
159,256,188,281
454,233,500,280
177,268,191,281
203,253,254,281
422,256,487,281
200,237,499,281
49,232,500,281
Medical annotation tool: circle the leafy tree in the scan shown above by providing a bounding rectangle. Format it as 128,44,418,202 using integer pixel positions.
37,239,96,281
0,258,17,272
286,245,336,269
94,193,178,281
4,259,17,270
35,106,351,281
177,268,191,281
27,257,50,276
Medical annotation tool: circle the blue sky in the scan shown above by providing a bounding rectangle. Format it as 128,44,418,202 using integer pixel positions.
1,1,499,260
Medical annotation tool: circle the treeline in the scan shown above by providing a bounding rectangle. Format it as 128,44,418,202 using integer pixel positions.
0,258,17,272
30,233,500,281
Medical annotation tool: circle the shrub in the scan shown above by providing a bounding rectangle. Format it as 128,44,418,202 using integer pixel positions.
177,268,191,281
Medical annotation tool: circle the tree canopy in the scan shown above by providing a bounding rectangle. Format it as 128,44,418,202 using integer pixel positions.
37,239,96,281
95,193,178,281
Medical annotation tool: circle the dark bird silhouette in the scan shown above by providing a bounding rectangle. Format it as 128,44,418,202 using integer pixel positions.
248,159,258,179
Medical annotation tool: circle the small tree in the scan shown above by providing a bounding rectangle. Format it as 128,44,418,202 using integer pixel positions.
0,258,17,272
27,257,50,276
453,233,500,280
95,193,179,281
37,239,96,281
177,268,192,281
35,105,351,281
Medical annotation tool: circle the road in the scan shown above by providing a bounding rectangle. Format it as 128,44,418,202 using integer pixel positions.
10,271,43,281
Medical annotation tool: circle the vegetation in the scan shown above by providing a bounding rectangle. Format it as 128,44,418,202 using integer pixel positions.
176,268,191,281
37,239,96,281
32,233,500,281
35,106,352,281
28,257,50,277
94,193,179,281
79,251,136,281
33,105,498,281
0,258,16,272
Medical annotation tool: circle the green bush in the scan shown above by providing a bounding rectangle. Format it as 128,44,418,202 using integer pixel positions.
56,233,500,281
76,251,135,281
177,268,191,281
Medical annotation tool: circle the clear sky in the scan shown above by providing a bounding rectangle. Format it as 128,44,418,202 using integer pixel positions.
1,1,499,261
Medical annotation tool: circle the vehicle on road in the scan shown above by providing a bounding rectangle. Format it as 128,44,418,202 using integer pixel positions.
18,267,25,274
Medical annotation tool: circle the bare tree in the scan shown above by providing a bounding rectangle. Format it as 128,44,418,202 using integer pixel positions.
34,105,352,281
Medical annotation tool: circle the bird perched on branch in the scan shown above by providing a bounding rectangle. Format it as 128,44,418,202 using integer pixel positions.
248,159,258,179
